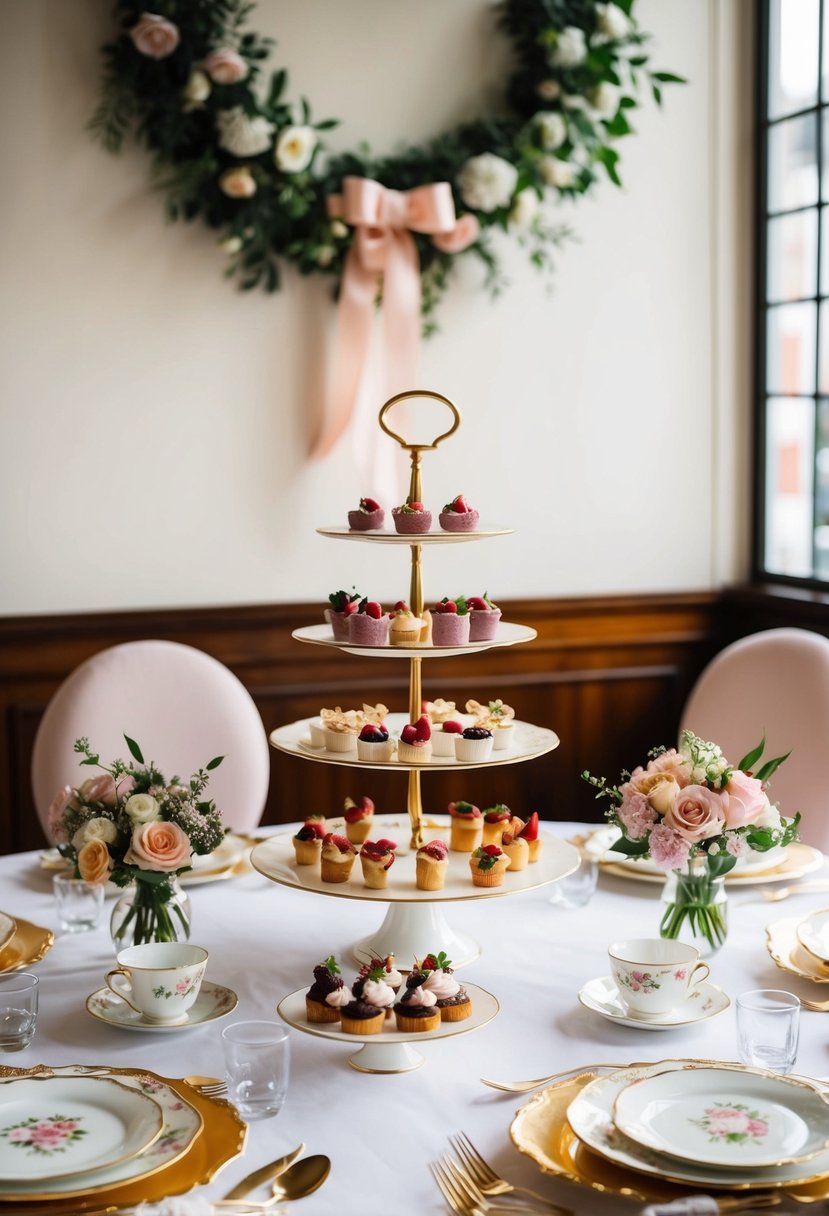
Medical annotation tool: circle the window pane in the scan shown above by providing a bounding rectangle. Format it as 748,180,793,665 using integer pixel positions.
767,301,817,394
768,113,818,211
816,400,829,576
769,0,819,120
767,209,818,301
764,395,815,577
819,300,829,391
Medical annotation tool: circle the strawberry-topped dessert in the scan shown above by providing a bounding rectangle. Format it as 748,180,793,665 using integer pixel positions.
292,817,327,866
438,493,480,532
347,496,385,531
469,843,510,888
347,597,391,646
358,953,403,994
482,803,512,846
341,963,395,1035
501,815,529,870
519,811,543,862
306,956,351,1024
431,714,464,758
466,592,502,642
418,951,472,1022
448,800,483,852
455,725,493,762
320,832,357,883
324,587,361,642
359,837,397,889
389,600,426,647
392,496,432,534
343,794,375,844
356,721,394,763
397,714,432,764
430,597,471,647
416,838,450,890
394,969,441,1033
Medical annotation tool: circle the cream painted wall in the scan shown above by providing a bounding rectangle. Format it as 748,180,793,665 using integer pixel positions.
0,0,753,615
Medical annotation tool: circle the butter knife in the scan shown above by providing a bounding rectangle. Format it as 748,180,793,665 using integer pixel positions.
221,1143,305,1201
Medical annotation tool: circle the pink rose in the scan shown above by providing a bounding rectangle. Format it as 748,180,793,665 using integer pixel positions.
47,785,72,843
124,820,192,871
664,784,725,843
706,1107,750,1136
746,1118,768,1137
646,748,693,788
723,769,770,829
433,214,481,254
129,13,180,60
219,168,257,199
203,48,249,84
79,774,119,806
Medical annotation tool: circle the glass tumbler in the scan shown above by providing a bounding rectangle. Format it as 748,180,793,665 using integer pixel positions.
736,989,800,1073
221,1020,290,1120
0,973,39,1052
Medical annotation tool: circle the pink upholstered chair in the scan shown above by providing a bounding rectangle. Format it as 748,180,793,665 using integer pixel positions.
31,640,270,842
679,627,829,851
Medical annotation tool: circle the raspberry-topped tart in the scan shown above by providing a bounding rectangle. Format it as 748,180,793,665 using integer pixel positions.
430,598,471,646
438,493,480,532
466,593,502,642
501,815,529,870
481,803,512,846
348,496,385,531
343,794,375,844
469,844,510,887
448,800,483,852
431,716,464,757
394,971,441,1033
292,817,327,866
320,832,357,883
392,497,432,534
519,811,543,862
306,956,350,1024
347,598,391,646
418,951,472,1022
359,838,397,889
415,838,449,890
356,722,394,762
324,587,361,641
397,714,432,764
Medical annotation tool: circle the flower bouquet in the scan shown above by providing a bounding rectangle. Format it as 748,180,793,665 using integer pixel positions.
583,730,799,951
49,735,224,947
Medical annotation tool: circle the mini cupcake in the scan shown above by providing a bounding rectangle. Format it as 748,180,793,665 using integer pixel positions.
292,818,327,865
351,968,397,1020
348,599,390,646
416,839,449,891
356,723,394,762
306,956,349,1024
320,832,357,883
389,603,425,647
397,715,432,764
394,973,441,1033
438,493,480,532
481,804,512,846
455,726,493,762
448,801,483,852
324,588,361,641
430,599,471,647
469,844,510,888
466,593,502,641
422,698,458,724
392,498,432,534
419,952,472,1022
467,698,515,752
348,496,384,531
340,978,390,1035
308,716,327,748
343,795,375,845
431,718,464,758
359,954,403,997
359,838,397,889
519,812,543,862
501,816,529,870
323,721,359,754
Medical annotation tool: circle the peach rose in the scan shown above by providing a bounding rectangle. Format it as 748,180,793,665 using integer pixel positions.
723,770,770,830
124,820,192,871
647,748,693,788
219,168,257,199
77,839,112,884
664,784,726,843
433,214,481,254
47,786,72,843
636,772,680,815
129,13,180,59
203,48,249,84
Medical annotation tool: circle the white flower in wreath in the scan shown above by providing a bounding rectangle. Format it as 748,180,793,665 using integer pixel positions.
509,188,539,227
217,108,275,158
589,82,621,117
330,219,349,239
549,26,587,68
534,111,567,151
596,3,632,41
124,792,161,825
539,156,577,189
182,69,211,111
219,167,257,198
275,125,317,173
457,153,518,213
219,235,243,254
316,245,335,267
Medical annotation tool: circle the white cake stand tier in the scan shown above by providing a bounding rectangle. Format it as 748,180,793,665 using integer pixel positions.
250,815,580,967
277,982,499,1073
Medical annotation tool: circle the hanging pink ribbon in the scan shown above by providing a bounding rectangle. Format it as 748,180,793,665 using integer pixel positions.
311,176,460,459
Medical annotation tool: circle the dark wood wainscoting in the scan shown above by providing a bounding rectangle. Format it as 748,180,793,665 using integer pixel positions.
0,594,721,853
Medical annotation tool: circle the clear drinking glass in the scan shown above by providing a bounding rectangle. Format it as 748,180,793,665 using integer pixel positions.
53,874,105,932
736,989,800,1073
549,857,598,908
0,973,39,1052
221,1020,290,1121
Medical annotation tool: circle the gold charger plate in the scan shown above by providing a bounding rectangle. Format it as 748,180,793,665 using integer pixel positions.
509,1070,829,1205
0,1065,246,1211
766,917,829,984
0,919,54,974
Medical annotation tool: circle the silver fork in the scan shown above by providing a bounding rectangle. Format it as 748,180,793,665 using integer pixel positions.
449,1133,571,1213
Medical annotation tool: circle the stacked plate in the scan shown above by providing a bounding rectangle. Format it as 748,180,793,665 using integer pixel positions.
767,908,829,984
0,1064,246,1211
0,913,53,975
510,1059,829,1205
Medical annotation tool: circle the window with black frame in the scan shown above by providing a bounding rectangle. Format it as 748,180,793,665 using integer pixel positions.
759,0,829,583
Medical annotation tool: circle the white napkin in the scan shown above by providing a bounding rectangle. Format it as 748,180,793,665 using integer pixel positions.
641,1199,720,1216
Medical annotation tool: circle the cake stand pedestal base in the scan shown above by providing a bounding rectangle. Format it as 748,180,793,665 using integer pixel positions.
353,900,480,969
348,1041,424,1073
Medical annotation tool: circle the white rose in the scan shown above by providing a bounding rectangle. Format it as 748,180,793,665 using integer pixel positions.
182,69,210,111
72,817,118,849
596,2,631,40
216,108,275,158
457,153,518,213
275,125,316,173
535,111,567,150
219,235,242,255
509,188,539,227
589,83,620,117
550,26,587,68
124,793,161,825
754,802,782,832
539,157,576,188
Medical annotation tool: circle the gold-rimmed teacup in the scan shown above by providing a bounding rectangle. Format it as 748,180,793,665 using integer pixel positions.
106,942,207,1024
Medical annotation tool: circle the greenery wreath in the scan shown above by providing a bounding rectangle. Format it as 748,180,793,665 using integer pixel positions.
91,0,682,328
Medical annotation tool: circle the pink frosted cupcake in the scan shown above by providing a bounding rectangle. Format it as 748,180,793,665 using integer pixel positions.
392,499,432,534
467,593,502,641
438,493,480,532
348,496,384,531
430,600,470,646
348,599,390,646
324,588,361,641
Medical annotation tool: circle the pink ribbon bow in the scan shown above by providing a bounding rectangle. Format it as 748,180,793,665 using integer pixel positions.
311,176,459,458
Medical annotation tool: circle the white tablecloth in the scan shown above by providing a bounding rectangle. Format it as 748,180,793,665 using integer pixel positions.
2,824,828,1215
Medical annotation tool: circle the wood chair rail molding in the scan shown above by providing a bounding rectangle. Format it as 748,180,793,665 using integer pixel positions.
0,591,724,854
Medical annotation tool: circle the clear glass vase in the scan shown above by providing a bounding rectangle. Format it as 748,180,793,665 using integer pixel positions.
110,876,191,950
659,853,727,956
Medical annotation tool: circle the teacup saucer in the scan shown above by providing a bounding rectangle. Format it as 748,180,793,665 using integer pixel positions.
86,980,238,1032
578,975,730,1030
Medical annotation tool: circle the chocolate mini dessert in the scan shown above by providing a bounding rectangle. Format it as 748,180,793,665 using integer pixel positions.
305,956,348,1023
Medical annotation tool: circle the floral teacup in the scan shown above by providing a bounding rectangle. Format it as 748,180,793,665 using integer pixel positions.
106,942,207,1024
608,938,709,1018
